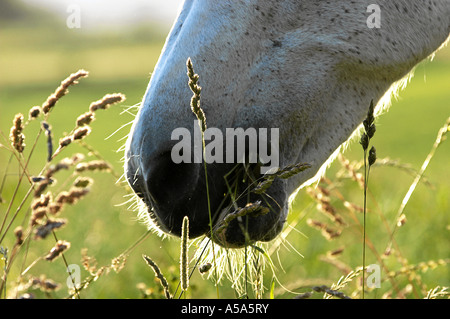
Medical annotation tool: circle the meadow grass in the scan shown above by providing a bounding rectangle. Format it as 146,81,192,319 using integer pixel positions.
0,21,449,299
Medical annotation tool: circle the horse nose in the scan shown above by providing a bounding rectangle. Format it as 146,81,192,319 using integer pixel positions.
145,151,201,208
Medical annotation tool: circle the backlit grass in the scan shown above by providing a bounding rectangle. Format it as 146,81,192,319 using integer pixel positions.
0,16,448,298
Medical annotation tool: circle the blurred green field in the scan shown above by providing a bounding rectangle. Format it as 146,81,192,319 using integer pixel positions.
0,5,449,299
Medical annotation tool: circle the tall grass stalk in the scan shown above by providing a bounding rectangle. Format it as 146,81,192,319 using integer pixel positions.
359,100,377,299
180,216,189,294
385,117,449,255
186,58,219,298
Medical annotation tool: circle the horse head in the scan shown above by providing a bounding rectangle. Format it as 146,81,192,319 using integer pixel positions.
125,0,449,248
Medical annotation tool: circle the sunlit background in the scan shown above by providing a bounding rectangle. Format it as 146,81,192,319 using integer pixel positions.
20,0,184,27
1,0,449,299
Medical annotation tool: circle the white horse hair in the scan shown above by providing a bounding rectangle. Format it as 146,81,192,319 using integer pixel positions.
125,0,450,248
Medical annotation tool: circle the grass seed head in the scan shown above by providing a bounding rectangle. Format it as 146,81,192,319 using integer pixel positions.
76,111,95,127
41,121,53,161
10,113,25,153
73,126,91,141
48,202,63,215
306,218,341,240
31,192,52,211
42,70,88,114
252,175,275,194
363,100,376,137
73,176,93,188
28,106,41,120
34,218,67,240
39,277,61,292
55,187,90,205
180,216,189,291
368,146,377,166
58,135,72,149
45,240,71,261
213,201,269,237
276,162,311,179
30,207,48,226
14,226,24,246
89,93,126,112
186,58,207,132
360,132,369,150
46,154,85,178
33,179,51,198
75,160,111,173
198,263,212,274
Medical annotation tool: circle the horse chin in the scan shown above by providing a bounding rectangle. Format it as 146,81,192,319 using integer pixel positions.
138,162,287,248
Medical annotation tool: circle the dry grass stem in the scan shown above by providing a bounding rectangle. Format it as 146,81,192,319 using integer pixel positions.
386,117,450,255
143,255,172,299
42,70,89,114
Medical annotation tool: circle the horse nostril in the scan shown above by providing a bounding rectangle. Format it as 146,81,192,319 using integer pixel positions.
145,152,201,207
